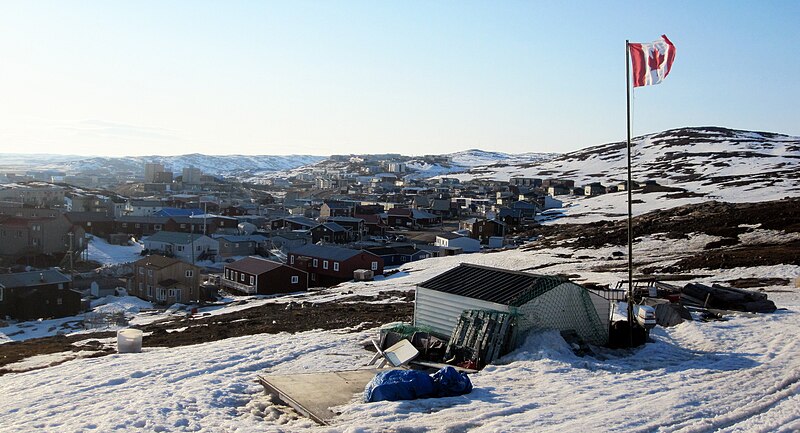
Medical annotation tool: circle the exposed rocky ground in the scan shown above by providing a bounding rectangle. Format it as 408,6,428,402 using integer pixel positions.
525,198,800,272
0,291,414,375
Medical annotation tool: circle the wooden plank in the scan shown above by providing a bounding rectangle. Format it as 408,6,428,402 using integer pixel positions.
258,369,380,425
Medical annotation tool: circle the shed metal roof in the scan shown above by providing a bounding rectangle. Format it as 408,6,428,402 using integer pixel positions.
417,263,566,307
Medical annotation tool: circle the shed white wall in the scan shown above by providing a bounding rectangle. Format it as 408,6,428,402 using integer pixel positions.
414,287,511,337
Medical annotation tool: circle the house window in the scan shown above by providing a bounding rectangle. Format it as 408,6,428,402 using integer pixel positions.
313,259,318,267
250,276,254,285
168,289,175,297
177,246,184,252
139,267,144,275
0,287,3,302
157,288,167,301
57,297,63,305
138,282,143,291
185,270,193,278
323,260,328,270
147,269,153,277
290,256,295,264
240,273,245,282
224,243,230,247
333,262,339,271
235,243,239,248
291,276,299,284
180,224,186,229
154,224,162,230
147,286,153,297
122,223,127,228
371,261,378,271
135,224,141,228
225,269,230,279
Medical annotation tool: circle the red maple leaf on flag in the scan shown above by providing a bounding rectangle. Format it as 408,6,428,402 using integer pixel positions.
648,48,664,71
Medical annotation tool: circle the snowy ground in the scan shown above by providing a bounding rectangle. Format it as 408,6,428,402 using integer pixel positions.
1,235,798,432
0,296,154,345
86,235,143,266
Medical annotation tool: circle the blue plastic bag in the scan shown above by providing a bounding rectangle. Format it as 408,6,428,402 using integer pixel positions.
364,369,435,402
432,366,473,397
364,367,473,402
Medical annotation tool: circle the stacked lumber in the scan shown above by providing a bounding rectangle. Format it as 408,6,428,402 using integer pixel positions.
681,283,776,313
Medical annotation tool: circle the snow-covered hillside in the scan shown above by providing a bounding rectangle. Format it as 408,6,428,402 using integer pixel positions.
406,149,557,179
0,153,326,178
455,127,799,192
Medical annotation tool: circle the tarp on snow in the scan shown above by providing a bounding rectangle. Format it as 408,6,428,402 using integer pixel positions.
364,366,473,403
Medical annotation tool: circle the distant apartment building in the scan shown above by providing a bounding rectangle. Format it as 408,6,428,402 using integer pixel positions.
387,162,406,173
0,183,65,208
144,163,166,183
182,167,202,185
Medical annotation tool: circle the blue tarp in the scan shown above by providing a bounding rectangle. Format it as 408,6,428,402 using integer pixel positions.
364,366,473,403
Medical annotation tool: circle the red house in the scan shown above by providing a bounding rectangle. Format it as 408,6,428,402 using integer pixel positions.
288,244,384,287
222,256,308,295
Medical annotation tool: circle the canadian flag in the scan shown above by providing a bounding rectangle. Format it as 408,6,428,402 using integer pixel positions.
629,35,676,87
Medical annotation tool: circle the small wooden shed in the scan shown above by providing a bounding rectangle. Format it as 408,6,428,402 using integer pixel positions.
414,263,609,345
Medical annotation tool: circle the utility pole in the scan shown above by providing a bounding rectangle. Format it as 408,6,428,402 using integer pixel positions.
68,232,75,282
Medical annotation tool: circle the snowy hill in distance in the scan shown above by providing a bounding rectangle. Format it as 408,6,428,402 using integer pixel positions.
446,127,800,222
455,126,799,191
405,149,558,179
63,153,327,178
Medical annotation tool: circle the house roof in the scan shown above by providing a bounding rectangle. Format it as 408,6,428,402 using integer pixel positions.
0,269,71,288
65,212,113,223
316,222,346,232
213,234,268,243
411,209,439,219
413,244,442,253
145,231,210,245
499,208,524,218
129,200,164,207
326,216,363,223
283,216,319,228
134,255,184,269
289,244,375,261
225,256,289,275
417,263,567,306
354,214,384,225
153,208,204,217
436,232,467,240
117,216,172,224
323,201,354,209
272,231,310,240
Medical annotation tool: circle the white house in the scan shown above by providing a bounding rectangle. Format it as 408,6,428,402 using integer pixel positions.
125,199,164,216
143,231,218,263
414,263,610,345
434,233,481,253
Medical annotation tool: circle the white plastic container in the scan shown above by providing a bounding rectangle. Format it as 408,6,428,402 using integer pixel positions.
117,328,143,353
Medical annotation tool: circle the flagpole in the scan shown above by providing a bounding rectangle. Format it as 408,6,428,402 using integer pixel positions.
626,40,636,343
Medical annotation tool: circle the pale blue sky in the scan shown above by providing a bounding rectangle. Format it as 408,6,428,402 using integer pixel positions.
1,1,798,156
